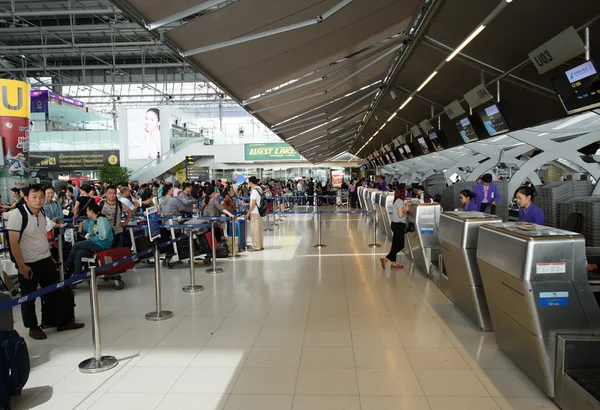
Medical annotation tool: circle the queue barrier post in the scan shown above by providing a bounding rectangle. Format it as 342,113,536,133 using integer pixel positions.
228,216,242,259
206,220,224,274
368,211,381,248
183,226,204,293
79,263,118,373
58,226,65,281
264,205,273,232
313,210,326,248
146,241,173,321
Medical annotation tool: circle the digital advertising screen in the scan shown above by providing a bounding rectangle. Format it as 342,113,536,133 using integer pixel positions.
551,57,600,114
127,108,162,160
417,137,430,154
396,147,406,160
456,116,479,143
476,104,510,137
404,144,414,158
428,131,444,151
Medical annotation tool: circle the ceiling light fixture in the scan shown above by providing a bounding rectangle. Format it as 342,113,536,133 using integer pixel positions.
399,97,413,110
445,25,486,62
416,71,438,92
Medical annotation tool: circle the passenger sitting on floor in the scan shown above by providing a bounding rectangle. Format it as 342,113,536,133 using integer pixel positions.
65,202,114,277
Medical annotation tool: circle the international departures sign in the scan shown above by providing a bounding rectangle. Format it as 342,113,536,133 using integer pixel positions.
244,143,301,161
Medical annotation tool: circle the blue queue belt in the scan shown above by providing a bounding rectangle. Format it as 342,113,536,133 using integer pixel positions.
0,210,372,312
0,225,194,313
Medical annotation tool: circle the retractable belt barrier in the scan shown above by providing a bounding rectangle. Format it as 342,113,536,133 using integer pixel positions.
0,209,373,312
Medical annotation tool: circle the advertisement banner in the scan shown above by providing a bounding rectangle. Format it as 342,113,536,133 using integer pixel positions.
127,107,161,160
0,79,30,179
31,151,120,170
244,143,301,161
30,90,48,113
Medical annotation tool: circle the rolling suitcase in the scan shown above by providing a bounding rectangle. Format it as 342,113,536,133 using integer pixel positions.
96,247,134,275
227,219,247,250
205,231,229,258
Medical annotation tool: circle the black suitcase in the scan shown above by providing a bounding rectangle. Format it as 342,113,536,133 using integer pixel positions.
0,293,13,330
41,287,75,328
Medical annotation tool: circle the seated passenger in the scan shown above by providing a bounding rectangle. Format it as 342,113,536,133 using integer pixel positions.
460,189,478,211
65,203,114,277
515,185,545,225
99,185,133,248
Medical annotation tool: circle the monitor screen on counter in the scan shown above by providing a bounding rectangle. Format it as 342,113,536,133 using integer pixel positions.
428,131,444,151
552,57,600,114
417,137,430,154
475,104,510,136
456,116,479,143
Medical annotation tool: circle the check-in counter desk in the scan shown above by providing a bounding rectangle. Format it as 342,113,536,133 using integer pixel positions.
439,212,502,330
357,186,365,209
477,223,600,398
408,202,442,279
384,193,395,240
376,192,392,239
364,188,375,217
373,192,384,234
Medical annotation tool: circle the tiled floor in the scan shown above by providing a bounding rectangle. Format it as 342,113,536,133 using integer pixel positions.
10,213,559,409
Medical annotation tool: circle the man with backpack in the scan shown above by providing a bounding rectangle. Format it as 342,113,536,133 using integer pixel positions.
100,185,133,248
247,177,265,251
7,185,84,340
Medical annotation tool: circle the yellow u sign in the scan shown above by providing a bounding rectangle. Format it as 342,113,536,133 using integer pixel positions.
0,79,30,118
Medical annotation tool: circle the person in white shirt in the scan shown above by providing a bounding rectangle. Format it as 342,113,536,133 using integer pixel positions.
247,176,264,251
173,183,182,197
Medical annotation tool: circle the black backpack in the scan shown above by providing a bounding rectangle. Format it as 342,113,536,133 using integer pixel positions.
8,205,46,266
0,329,30,409
254,188,268,217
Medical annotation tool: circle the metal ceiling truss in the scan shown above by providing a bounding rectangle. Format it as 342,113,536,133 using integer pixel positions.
349,0,441,152
146,0,238,30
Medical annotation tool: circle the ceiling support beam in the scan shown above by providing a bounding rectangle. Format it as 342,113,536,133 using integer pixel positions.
422,36,556,99
183,0,354,56
0,63,186,72
0,8,121,18
0,41,160,51
147,0,234,30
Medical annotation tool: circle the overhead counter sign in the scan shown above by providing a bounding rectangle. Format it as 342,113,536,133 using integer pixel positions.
528,26,587,75
244,143,301,161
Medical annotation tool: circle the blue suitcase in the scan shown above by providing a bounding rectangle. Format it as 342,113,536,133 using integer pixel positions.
227,219,247,250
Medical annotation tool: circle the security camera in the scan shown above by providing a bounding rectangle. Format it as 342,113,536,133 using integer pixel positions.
390,90,397,100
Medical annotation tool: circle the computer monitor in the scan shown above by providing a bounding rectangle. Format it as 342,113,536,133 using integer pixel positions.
417,137,430,154
456,116,479,143
428,131,444,151
403,144,414,158
551,56,600,114
475,103,510,136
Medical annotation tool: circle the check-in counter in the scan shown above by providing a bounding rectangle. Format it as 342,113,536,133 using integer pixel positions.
357,186,365,209
439,211,503,330
477,223,600,397
408,202,442,278
373,192,384,234
376,192,392,239
384,193,395,239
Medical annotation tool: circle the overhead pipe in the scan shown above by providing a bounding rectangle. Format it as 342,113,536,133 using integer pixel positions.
0,41,160,50
183,0,354,56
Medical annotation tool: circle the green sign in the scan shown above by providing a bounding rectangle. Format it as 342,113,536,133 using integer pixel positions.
244,143,301,161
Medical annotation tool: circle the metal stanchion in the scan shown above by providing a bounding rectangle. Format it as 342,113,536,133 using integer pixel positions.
183,227,204,293
273,199,280,227
146,241,173,320
368,211,381,248
58,226,64,281
313,210,326,248
264,205,273,232
228,216,242,259
206,221,224,274
79,263,118,373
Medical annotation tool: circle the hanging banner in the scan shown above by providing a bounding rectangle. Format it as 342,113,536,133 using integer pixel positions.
244,143,301,161
0,79,31,179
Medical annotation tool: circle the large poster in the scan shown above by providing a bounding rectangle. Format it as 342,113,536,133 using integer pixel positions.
31,150,120,170
127,107,161,160
0,79,30,178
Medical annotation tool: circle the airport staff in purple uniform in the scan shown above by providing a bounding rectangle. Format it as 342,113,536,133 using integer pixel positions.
459,189,478,212
515,185,545,225
473,173,500,213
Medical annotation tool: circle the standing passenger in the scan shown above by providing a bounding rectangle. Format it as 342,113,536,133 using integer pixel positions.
380,186,410,269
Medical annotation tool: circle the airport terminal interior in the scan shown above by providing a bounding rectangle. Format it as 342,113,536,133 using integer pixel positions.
0,0,599,409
